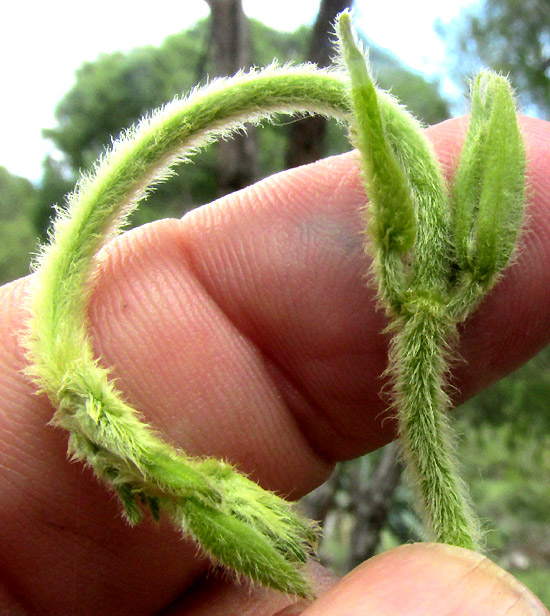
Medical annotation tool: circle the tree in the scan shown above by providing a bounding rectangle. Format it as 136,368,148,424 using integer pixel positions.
439,4,550,586
6,2,457,570
0,167,37,284
371,47,450,125
43,13,449,194
205,0,258,195
285,0,354,168
35,8,449,249
346,442,404,569
439,0,550,116
32,156,75,240
39,19,312,228
300,446,422,575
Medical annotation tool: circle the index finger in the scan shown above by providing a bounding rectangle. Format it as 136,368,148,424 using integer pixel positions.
1,116,549,614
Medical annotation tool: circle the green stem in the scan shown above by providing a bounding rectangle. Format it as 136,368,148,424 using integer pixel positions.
338,10,487,551
27,67,352,391
23,66,356,598
391,302,482,550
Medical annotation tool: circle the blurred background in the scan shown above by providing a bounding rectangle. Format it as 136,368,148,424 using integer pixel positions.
2,0,550,605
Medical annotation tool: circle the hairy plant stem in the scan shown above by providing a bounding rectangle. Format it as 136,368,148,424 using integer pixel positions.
338,11,525,551
391,309,480,549
28,68,352,389
22,11,526,599
24,66,359,599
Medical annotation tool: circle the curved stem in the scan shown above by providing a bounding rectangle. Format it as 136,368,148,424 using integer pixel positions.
26,67,352,391
23,14,523,594
23,66,356,598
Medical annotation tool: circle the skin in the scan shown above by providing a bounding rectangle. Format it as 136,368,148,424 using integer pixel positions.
0,116,549,615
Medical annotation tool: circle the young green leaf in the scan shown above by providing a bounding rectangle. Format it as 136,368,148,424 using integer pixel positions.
337,11,454,314
452,71,525,292
338,12,416,258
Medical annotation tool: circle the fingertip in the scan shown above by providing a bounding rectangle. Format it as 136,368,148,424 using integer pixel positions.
300,544,548,615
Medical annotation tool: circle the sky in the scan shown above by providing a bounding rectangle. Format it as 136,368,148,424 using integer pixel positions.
1,0,478,182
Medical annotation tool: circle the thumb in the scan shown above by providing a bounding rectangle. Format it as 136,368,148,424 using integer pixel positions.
301,543,548,616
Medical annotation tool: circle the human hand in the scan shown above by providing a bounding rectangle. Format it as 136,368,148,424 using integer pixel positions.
0,116,549,614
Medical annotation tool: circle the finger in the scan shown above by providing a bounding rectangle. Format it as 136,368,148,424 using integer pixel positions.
1,116,550,614
300,543,548,616
160,561,338,616
85,116,550,471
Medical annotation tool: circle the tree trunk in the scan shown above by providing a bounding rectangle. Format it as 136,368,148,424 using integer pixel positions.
205,0,258,195
347,442,403,570
300,464,343,527
285,0,354,168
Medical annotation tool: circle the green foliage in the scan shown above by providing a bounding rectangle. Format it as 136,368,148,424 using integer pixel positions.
41,20,314,224
0,167,38,284
47,19,447,175
310,448,422,576
511,569,550,608
439,0,550,117
0,16,449,286
251,21,309,66
370,47,449,126
19,11,503,598
459,346,550,434
18,15,457,593
342,28,416,258
32,156,75,240
449,71,526,315
20,9,526,594
455,414,550,607
462,424,550,537
0,167,35,222
319,347,550,602
44,22,207,171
